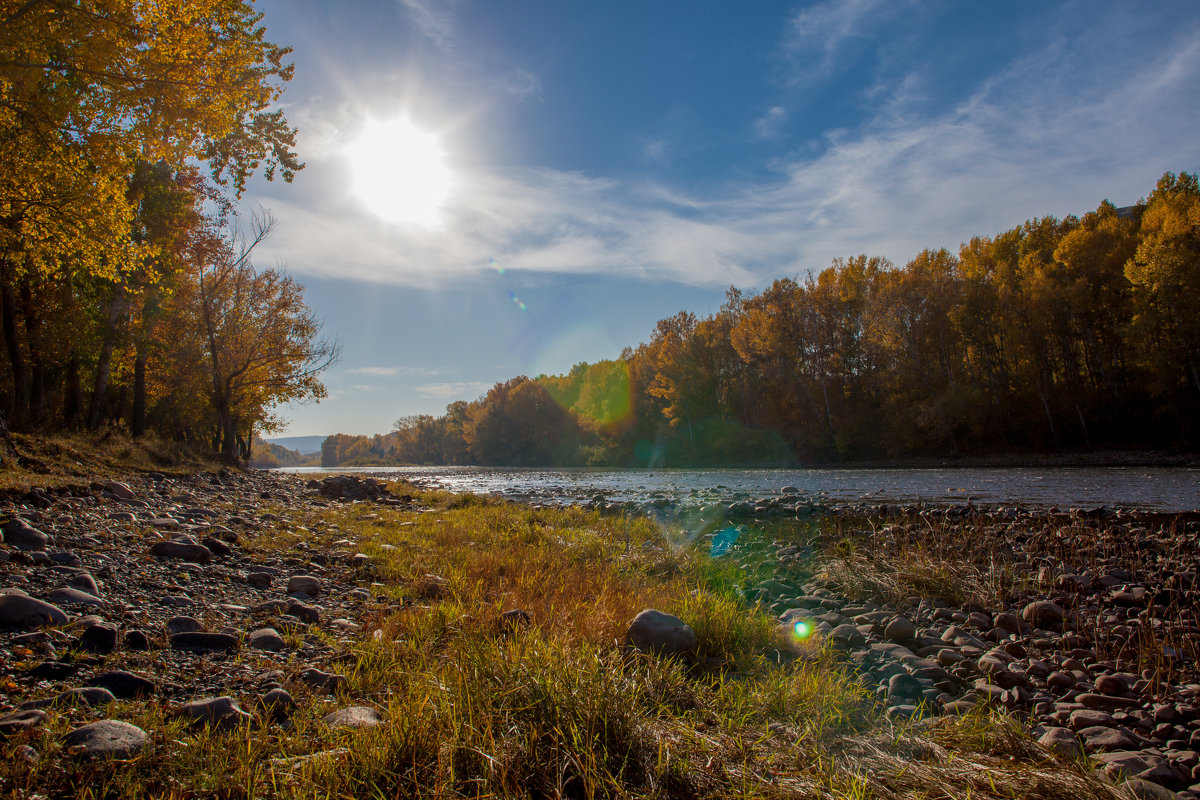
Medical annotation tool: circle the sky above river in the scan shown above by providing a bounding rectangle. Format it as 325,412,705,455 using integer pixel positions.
246,0,1200,438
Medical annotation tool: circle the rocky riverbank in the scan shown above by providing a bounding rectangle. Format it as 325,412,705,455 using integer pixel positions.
0,470,406,766
0,467,1198,798
728,502,1200,798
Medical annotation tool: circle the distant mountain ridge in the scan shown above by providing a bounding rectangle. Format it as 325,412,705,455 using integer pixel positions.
265,435,326,456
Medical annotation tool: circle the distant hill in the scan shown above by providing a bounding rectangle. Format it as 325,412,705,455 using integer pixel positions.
265,435,326,456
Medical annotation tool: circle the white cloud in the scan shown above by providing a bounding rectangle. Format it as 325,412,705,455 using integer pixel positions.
780,0,900,87
252,16,1200,291
754,105,788,139
397,0,456,48
345,365,455,377
416,381,492,400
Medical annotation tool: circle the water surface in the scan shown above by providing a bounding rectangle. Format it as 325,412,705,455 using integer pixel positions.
277,465,1200,512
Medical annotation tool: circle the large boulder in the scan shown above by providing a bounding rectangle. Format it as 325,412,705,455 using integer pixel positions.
625,609,697,657
63,720,148,759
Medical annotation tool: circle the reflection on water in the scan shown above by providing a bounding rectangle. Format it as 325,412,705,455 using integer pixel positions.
276,465,1200,512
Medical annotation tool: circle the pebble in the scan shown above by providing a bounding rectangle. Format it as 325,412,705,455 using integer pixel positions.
149,540,212,563
86,670,156,699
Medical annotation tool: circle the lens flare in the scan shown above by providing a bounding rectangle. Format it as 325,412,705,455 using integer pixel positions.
793,620,813,641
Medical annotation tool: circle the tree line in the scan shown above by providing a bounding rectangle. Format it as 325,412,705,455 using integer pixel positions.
321,172,1200,467
0,1,335,462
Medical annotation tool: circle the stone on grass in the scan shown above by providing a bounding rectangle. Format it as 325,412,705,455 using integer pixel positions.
298,668,347,694
1078,725,1139,752
86,670,155,699
625,609,697,657
258,688,296,722
0,594,69,629
177,696,251,729
322,706,381,729
51,687,116,708
63,720,147,759
0,709,46,738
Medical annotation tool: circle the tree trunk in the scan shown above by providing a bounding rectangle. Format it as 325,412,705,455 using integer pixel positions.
0,258,27,425
61,268,82,426
88,287,126,430
131,345,147,437
20,281,44,422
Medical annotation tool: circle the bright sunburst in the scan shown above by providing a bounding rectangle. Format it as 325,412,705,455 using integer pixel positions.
343,116,452,226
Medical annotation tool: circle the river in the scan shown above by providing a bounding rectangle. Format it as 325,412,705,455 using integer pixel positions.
275,465,1200,512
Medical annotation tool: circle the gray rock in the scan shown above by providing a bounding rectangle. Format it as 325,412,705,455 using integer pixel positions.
2,519,49,550
1038,726,1083,758
103,481,138,501
52,687,116,708
149,541,211,564
884,616,916,643
1021,600,1065,628
322,706,381,729
287,575,322,596
63,720,148,759
86,670,155,699
625,609,697,657
246,571,272,589
79,621,118,653
166,616,203,635
287,599,320,624
45,587,103,607
1078,725,1139,752
299,668,347,694
170,631,238,653
177,696,251,729
0,709,46,738
67,573,101,596
258,688,296,721
0,594,69,629
248,627,286,651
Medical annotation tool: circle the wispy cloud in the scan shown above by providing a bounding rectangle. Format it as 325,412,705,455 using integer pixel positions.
253,14,1200,291
415,381,492,400
345,366,455,377
397,0,456,48
779,0,901,87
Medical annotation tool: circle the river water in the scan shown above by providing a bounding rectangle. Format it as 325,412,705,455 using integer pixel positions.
276,465,1200,512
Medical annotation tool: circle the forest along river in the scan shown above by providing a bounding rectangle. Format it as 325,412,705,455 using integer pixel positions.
278,465,1200,513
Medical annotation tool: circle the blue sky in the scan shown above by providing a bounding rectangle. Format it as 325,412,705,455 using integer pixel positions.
245,0,1200,438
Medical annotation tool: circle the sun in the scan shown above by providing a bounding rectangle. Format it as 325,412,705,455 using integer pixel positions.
343,116,452,226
